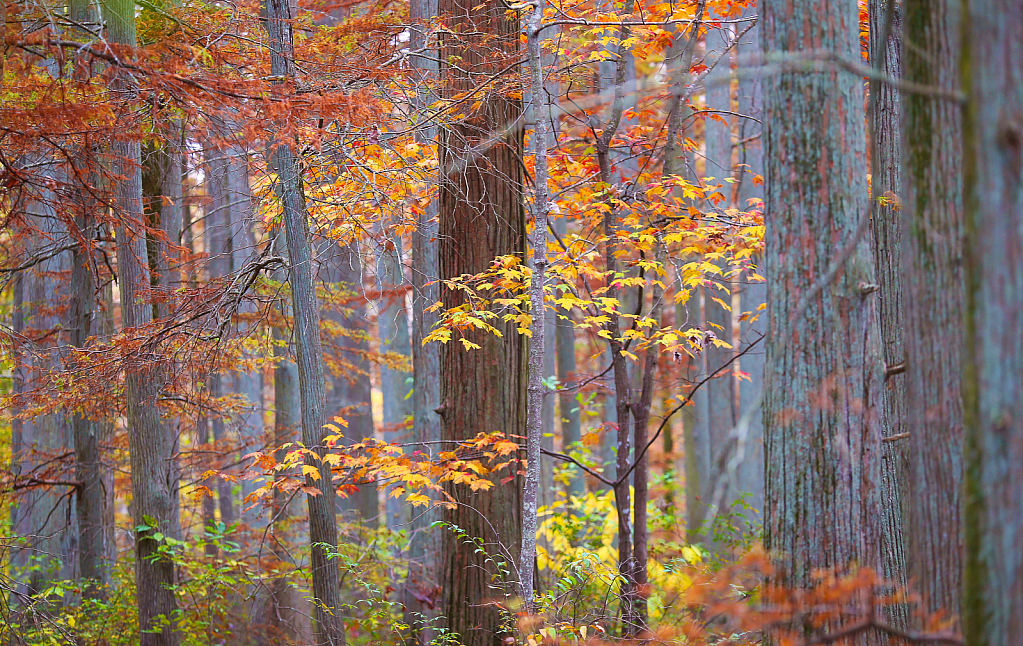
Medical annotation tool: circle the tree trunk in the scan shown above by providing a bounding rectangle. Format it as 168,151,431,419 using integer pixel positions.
868,1,909,622
264,0,346,641
204,143,237,529
735,3,764,532
761,0,883,607
319,240,378,523
901,0,963,626
375,225,413,529
553,218,583,500
960,3,1023,643
406,0,443,636
104,1,180,641
436,0,527,640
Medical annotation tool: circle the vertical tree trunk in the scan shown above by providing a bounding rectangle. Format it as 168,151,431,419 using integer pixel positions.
266,241,300,642
735,4,764,532
520,2,551,607
406,0,443,636
374,226,412,529
204,143,237,528
436,0,526,640
960,3,1023,643
68,0,111,598
106,0,180,639
901,0,963,626
761,0,883,606
554,221,583,499
703,30,739,554
70,186,109,599
868,1,909,619
319,241,378,522
264,0,346,641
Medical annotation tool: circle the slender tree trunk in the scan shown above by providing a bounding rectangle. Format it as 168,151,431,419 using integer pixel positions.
405,0,443,637
70,182,109,599
106,0,180,639
436,0,527,640
266,243,300,642
868,1,909,623
760,0,883,617
703,33,739,554
374,225,412,529
319,241,378,523
960,3,1023,643
553,219,583,500
901,0,963,626
204,144,237,528
68,0,111,598
734,4,764,532
520,2,551,608
264,0,346,641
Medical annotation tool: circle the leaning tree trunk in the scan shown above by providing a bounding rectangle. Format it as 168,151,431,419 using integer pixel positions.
105,0,180,642
960,3,1023,644
264,0,346,642
436,0,527,640
901,0,964,627
760,0,883,619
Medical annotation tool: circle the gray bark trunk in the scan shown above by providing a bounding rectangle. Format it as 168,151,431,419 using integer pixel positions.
868,0,909,620
374,226,412,529
960,3,1023,643
761,0,883,611
901,0,964,626
735,4,764,530
264,0,346,640
405,0,443,637
318,241,378,523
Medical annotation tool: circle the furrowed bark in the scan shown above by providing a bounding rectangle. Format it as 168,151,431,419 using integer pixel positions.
105,0,180,641
902,0,964,627
868,0,909,622
436,0,527,640
761,0,883,636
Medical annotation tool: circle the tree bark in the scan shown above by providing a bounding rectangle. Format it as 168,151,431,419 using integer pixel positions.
735,3,764,532
264,0,346,641
436,0,527,640
761,0,883,608
406,0,443,637
960,3,1023,644
868,1,909,622
901,0,963,626
105,0,180,641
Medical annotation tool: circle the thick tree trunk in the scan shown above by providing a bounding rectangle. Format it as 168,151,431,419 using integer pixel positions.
436,0,526,640
761,0,883,609
105,1,180,641
901,0,963,626
264,0,346,641
960,3,1023,644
